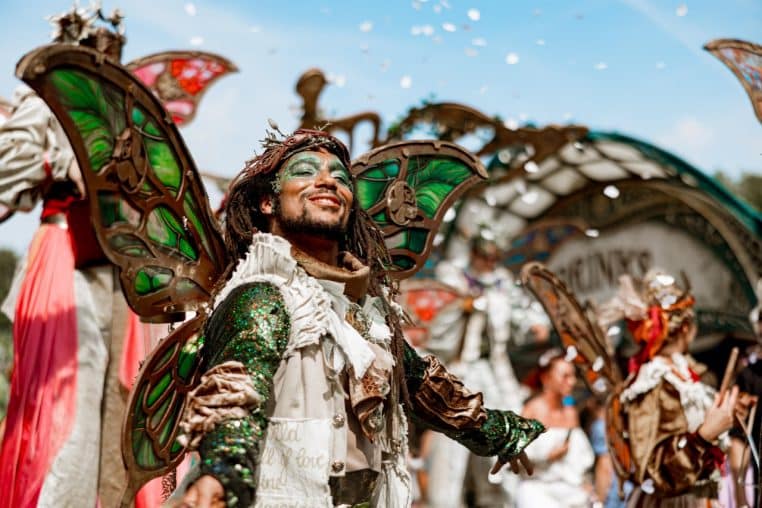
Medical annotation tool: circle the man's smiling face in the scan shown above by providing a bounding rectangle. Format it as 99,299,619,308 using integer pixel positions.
264,148,354,240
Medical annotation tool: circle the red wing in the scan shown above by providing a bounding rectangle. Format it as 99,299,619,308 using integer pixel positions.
398,279,463,345
127,51,238,127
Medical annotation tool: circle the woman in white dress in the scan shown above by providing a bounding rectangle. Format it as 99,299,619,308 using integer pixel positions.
517,349,595,508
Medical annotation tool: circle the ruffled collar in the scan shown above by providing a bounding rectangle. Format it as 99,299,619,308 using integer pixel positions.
291,246,370,301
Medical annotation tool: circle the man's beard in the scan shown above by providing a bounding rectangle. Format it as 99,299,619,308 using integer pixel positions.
273,198,349,242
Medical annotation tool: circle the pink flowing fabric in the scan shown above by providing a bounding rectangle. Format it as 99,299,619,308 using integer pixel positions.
0,224,78,508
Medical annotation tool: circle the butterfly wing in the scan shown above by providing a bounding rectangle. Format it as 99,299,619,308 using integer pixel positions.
352,140,488,279
121,314,206,504
17,45,229,320
127,50,238,127
520,262,632,479
705,39,762,123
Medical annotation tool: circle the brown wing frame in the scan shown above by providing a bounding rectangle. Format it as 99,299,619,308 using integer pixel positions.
16,44,229,320
352,140,488,279
704,38,762,123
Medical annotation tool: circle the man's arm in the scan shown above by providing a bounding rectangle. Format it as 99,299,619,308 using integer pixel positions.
187,282,290,507
402,341,544,462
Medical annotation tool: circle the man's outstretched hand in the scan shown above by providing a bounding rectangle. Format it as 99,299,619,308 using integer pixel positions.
490,450,534,476
178,475,226,508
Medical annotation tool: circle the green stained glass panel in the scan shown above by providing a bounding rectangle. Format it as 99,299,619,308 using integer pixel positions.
147,372,172,407
183,195,216,265
356,159,400,211
144,138,182,197
406,156,473,219
134,266,173,296
48,69,126,173
146,206,198,261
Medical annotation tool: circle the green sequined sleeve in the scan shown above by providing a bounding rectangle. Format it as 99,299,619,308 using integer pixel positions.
403,341,544,461
197,282,290,507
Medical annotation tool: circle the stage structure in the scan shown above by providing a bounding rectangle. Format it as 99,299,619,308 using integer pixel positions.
296,68,761,345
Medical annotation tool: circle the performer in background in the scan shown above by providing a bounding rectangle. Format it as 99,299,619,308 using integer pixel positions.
426,234,550,508
0,5,236,506
598,270,745,508
517,349,594,508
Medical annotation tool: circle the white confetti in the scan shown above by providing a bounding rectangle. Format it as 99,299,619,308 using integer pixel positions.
400,75,413,89
359,21,373,32
585,228,600,238
519,112,528,121
184,2,196,16
592,356,605,372
677,437,688,449
190,36,204,46
479,85,488,94
607,325,621,336
467,8,481,21
641,479,655,495
422,24,435,36
472,37,487,47
524,161,539,173
676,3,688,16
440,0,451,8
433,233,445,246
411,26,422,36
250,25,261,33
594,62,608,70
563,112,574,120
334,75,346,87
505,52,520,65
443,208,457,222
412,0,422,10
433,4,442,13
565,346,578,362
465,48,478,57
442,22,457,32
536,38,546,46
603,185,620,199
504,118,519,130
592,378,608,393
473,296,488,311
656,61,666,70
533,8,542,16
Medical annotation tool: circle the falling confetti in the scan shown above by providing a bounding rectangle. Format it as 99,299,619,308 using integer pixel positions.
467,8,481,21
472,37,487,47
442,22,457,32
524,161,539,173
433,4,442,13
565,346,579,362
533,8,542,16
676,3,688,16
607,325,621,336
190,36,204,46
250,26,261,33
594,62,608,70
465,48,478,57
479,85,488,94
184,3,197,16
641,479,656,495
504,118,519,130
536,38,546,46
422,24,434,36
656,61,666,70
400,75,413,88
603,185,620,198
505,52,520,64
592,356,605,372
585,228,600,238
563,112,573,120
359,21,373,32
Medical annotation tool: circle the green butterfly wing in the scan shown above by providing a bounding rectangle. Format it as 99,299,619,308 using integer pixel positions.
121,315,205,503
16,45,228,319
352,140,487,278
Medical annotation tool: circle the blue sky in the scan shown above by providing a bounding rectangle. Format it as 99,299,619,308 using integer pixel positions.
0,0,760,253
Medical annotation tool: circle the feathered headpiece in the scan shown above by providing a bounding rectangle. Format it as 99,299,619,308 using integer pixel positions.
47,2,125,59
598,269,695,373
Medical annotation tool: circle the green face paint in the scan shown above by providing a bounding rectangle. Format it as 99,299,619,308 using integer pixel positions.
277,151,354,192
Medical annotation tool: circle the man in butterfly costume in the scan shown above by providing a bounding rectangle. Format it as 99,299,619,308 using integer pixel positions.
0,5,236,507
165,129,545,507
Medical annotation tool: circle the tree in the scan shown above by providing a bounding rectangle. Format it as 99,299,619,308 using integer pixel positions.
714,171,762,212
0,248,18,419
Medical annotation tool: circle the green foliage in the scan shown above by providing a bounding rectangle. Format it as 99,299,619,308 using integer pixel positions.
714,170,762,212
0,249,18,419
